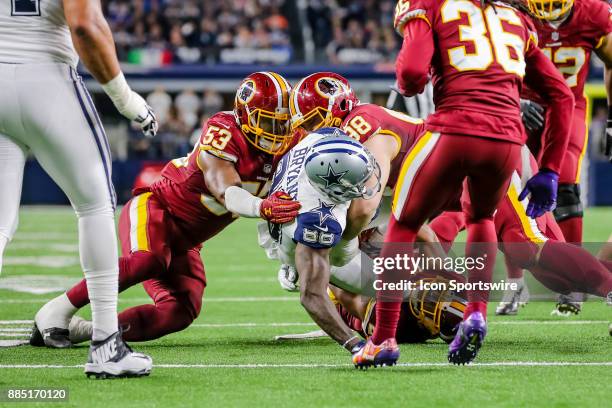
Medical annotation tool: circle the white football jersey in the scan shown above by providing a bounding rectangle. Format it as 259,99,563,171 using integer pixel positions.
0,0,78,66
258,133,350,267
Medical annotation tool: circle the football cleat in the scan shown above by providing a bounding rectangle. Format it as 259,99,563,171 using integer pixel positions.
495,281,529,316
85,331,152,379
29,323,71,348
448,312,487,365
352,337,400,369
551,293,583,316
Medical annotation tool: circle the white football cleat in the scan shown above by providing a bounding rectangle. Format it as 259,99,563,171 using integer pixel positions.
85,331,152,379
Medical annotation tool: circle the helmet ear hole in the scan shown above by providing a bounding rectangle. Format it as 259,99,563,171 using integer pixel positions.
339,99,347,111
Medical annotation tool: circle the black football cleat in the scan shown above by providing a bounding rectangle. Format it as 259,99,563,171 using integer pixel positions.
551,293,583,316
29,323,71,348
85,331,152,379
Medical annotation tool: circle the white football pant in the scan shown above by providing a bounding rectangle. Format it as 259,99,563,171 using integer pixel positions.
0,63,118,340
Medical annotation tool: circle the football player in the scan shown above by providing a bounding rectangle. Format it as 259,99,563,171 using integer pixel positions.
259,127,382,356
512,0,612,315
429,146,612,319
32,72,301,348
359,0,575,367
0,0,156,377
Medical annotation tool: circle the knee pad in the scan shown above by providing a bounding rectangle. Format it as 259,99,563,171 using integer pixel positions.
553,184,583,222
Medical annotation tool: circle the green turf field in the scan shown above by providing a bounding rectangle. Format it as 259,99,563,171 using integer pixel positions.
0,207,610,407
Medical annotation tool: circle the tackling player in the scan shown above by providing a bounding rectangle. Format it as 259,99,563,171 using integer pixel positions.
32,73,301,350
513,0,612,314
0,0,156,377
429,146,612,319
365,0,575,367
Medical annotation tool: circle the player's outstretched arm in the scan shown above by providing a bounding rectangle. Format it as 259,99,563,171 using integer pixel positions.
295,243,363,353
595,33,612,161
63,0,157,137
199,152,300,223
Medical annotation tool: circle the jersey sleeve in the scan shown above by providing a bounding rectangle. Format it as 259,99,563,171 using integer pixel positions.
590,0,612,49
521,12,540,57
198,120,243,163
292,200,344,249
395,0,436,29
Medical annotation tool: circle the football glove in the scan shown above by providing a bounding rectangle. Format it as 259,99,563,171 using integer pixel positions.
102,73,158,138
520,99,545,133
260,191,301,224
277,264,299,292
603,108,612,162
519,169,559,219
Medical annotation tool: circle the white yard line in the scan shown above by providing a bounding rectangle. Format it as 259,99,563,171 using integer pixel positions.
0,362,610,369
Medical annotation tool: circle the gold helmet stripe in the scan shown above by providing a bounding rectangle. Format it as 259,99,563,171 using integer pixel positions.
268,71,290,109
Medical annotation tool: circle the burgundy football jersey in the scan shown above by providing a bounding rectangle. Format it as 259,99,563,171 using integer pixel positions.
150,111,274,247
399,0,541,143
524,0,612,110
340,104,427,189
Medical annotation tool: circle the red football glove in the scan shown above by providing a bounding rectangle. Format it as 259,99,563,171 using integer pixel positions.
260,191,301,224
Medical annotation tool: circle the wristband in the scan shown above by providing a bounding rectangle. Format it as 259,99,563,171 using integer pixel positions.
101,72,132,111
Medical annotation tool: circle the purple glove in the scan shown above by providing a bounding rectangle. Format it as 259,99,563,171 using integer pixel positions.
518,169,559,219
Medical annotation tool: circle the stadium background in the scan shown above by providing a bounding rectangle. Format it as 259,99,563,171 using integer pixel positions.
19,0,612,206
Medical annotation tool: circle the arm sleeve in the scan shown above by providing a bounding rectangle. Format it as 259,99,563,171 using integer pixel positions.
523,47,574,174
395,18,434,97
591,1,612,49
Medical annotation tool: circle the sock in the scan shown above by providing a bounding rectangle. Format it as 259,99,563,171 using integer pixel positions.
77,211,119,341
464,302,487,320
35,293,77,330
557,217,583,245
66,252,166,309
428,212,466,253
118,301,193,342
371,216,416,345
505,257,524,279
0,234,7,275
537,241,612,298
465,217,497,306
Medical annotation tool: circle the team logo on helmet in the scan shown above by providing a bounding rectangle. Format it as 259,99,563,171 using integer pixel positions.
318,164,348,188
237,80,256,105
315,77,344,99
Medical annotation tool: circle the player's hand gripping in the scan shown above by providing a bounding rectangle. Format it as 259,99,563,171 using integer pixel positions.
260,191,301,224
519,169,559,219
520,99,545,133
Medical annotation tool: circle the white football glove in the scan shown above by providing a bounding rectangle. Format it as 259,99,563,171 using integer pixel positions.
102,73,158,138
278,264,299,292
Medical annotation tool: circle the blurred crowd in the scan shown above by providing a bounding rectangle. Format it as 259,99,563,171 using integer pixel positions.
104,0,292,66
307,0,400,64
126,88,226,159
103,0,400,66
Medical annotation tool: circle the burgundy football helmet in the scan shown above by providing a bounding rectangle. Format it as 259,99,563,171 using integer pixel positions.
289,72,359,132
234,71,292,155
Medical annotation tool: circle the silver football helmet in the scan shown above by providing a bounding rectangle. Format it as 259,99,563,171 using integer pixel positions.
304,128,381,203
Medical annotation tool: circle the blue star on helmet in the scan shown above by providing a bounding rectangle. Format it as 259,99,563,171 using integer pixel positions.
311,200,337,225
317,164,348,188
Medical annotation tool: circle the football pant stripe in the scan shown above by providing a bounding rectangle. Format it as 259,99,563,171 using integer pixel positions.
129,192,152,252
69,68,116,210
508,172,547,244
392,131,440,220
574,102,589,184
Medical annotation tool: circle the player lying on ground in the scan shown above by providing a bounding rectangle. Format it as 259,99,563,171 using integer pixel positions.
0,0,156,378
507,0,612,314
362,0,574,367
428,146,612,327
32,72,301,346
